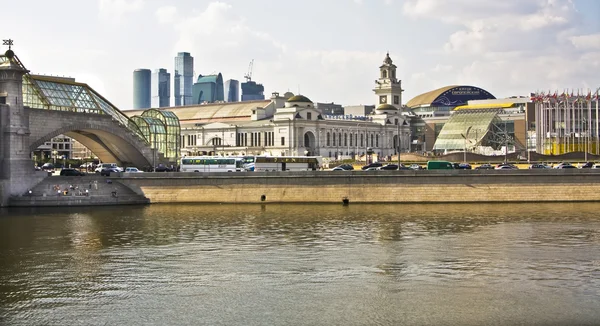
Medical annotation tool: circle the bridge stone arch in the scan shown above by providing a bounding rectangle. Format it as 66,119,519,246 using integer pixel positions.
27,108,160,168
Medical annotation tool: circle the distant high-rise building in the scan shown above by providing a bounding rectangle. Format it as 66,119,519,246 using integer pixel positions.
151,68,170,108
241,80,265,101
173,70,181,106
192,73,224,104
174,52,194,106
133,68,151,109
224,79,239,102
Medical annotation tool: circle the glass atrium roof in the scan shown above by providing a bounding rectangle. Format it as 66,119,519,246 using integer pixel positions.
141,109,181,160
433,109,500,152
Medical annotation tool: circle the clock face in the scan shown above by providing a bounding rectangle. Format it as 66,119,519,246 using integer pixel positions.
380,96,387,104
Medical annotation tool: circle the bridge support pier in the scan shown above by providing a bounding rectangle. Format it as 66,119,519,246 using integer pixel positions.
0,50,45,206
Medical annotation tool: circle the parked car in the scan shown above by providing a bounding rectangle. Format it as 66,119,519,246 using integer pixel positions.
495,164,518,170
60,168,85,176
361,162,383,170
476,163,495,170
554,162,574,169
155,164,173,172
331,166,349,171
409,164,424,170
529,163,550,169
335,164,354,171
379,164,399,170
41,163,55,171
457,163,472,170
100,167,120,176
95,163,122,173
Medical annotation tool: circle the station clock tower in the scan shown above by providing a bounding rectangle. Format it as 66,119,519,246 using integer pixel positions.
373,52,403,108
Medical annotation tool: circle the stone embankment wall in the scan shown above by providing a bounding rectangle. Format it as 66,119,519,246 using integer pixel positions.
10,175,149,206
119,170,600,204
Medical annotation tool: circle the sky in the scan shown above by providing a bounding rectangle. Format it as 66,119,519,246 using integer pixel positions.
2,0,599,110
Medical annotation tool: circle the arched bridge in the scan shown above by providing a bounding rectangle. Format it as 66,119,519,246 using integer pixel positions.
0,48,177,205
27,108,160,168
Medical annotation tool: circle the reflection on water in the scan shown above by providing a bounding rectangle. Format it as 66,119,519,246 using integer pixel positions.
1,203,600,325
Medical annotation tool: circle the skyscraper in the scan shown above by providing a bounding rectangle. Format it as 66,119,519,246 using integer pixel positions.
133,69,151,109
173,70,181,106
152,68,170,108
174,52,194,106
224,79,239,102
241,80,265,101
192,73,224,104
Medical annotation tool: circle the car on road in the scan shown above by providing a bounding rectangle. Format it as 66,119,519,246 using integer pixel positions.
475,163,495,170
593,163,600,169
124,167,143,173
100,167,120,176
335,164,354,171
41,163,55,171
580,162,593,168
154,164,173,172
379,164,399,170
331,166,349,171
95,163,122,173
495,164,518,170
361,162,383,170
529,163,551,169
409,164,424,170
554,162,575,169
457,163,472,170
59,168,86,176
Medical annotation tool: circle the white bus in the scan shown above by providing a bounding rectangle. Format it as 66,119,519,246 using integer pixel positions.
253,156,322,172
180,156,245,172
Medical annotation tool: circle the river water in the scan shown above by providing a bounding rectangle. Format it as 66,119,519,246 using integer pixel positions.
0,203,599,325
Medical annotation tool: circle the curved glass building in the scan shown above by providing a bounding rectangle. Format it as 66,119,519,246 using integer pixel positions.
192,73,224,104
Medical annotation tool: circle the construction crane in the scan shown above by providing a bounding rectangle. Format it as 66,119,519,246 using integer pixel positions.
244,59,254,82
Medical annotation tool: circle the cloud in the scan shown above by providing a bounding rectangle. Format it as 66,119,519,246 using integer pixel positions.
570,33,600,50
98,0,144,20
401,0,597,98
156,6,177,24
167,1,387,105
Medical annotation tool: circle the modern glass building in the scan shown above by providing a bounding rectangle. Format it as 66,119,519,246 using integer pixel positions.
152,68,170,108
133,69,151,109
174,52,194,106
224,79,239,102
241,80,265,101
192,73,224,104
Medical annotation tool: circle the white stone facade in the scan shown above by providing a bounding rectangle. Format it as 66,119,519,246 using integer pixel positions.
179,53,411,162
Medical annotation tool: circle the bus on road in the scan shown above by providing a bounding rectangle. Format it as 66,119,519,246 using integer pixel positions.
180,156,245,172
253,156,322,172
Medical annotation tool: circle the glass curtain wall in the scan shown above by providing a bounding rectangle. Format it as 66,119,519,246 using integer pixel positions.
140,109,181,161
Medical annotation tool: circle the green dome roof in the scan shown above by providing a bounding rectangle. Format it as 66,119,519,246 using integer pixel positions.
376,103,397,110
287,95,312,103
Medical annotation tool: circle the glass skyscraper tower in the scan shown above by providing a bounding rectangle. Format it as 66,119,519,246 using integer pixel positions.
174,52,194,106
152,68,170,108
224,79,239,102
133,68,151,109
